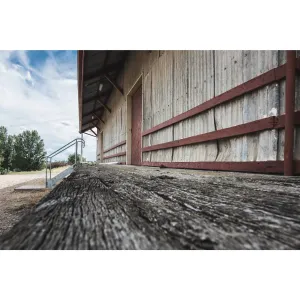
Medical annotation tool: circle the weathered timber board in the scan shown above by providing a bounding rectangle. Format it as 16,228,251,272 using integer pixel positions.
0,164,300,250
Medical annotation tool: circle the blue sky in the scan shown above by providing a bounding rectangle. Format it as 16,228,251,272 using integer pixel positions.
0,50,96,161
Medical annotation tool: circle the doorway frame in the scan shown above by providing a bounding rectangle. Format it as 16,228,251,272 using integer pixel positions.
126,73,143,165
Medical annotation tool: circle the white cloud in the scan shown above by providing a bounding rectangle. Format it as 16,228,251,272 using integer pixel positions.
0,50,96,161
60,121,71,126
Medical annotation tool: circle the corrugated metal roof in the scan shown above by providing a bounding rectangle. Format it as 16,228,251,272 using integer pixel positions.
78,50,129,133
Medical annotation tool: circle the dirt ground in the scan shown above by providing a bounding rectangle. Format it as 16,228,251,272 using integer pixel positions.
0,167,69,235
0,178,50,236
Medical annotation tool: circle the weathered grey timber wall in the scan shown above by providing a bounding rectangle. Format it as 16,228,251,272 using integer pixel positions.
98,82,127,163
294,51,300,160
96,51,300,165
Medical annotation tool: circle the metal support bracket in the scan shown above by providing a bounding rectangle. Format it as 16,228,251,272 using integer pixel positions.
83,132,97,138
92,113,105,124
91,119,101,131
97,99,111,114
104,73,124,96
90,127,97,136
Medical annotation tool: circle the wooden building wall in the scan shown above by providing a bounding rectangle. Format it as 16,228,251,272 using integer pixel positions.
96,50,300,172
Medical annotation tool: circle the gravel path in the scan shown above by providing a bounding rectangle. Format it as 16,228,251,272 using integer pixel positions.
0,173,46,189
0,167,68,189
0,168,68,235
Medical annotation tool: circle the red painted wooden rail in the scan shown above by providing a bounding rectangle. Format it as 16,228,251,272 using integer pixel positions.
140,55,300,175
103,140,126,153
142,63,287,137
142,160,300,175
103,151,126,160
142,111,300,153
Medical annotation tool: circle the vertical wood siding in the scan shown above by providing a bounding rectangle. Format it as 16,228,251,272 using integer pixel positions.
96,50,297,167
214,50,281,162
294,51,300,160
172,51,216,162
102,86,126,163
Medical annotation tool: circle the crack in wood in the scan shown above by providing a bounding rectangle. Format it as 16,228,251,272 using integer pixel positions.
1,164,300,250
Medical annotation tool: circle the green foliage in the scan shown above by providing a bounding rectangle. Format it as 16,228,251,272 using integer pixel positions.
0,167,8,175
0,126,46,172
2,135,15,171
13,130,46,171
0,126,8,167
68,153,86,165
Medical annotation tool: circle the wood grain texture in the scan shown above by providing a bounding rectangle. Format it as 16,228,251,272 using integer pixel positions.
1,164,300,250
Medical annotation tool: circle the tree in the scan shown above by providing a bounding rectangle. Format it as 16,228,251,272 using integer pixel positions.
68,153,86,165
2,135,15,171
13,130,46,171
0,126,8,167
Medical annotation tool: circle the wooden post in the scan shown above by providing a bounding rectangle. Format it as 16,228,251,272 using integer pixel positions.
284,51,296,176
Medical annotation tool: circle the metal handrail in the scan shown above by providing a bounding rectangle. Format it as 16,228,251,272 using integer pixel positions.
47,138,85,158
45,138,85,188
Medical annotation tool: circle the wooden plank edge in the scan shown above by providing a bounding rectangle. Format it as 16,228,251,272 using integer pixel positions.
142,161,285,174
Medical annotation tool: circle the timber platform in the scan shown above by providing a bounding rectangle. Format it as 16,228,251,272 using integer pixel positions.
0,164,300,250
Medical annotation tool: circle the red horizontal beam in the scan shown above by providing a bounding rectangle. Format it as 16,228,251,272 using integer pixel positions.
143,111,300,153
103,140,126,153
142,64,286,137
142,161,284,174
103,151,126,160
142,115,285,153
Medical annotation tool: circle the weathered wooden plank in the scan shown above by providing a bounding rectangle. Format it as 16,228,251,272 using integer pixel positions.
0,164,300,250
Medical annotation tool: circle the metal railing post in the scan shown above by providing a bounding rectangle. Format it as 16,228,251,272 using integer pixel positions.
49,157,52,180
45,157,48,188
44,138,85,188
75,140,78,164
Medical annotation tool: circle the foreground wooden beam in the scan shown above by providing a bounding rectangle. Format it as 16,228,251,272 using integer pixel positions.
1,164,300,250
